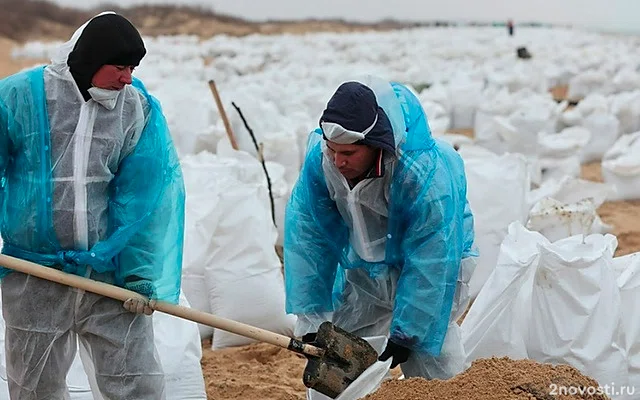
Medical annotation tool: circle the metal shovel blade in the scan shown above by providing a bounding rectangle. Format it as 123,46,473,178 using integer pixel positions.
302,321,379,398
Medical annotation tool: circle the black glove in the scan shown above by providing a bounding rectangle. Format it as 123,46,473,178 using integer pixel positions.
378,340,411,368
301,332,317,343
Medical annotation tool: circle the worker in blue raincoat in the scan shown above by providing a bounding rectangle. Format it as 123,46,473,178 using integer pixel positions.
284,76,477,379
0,12,184,399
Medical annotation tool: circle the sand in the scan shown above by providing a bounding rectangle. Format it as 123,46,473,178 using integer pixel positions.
201,340,307,400
1,35,639,400
580,162,640,256
363,357,609,400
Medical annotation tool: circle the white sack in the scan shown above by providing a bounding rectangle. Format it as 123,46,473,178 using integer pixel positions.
561,107,583,127
419,83,451,116
459,150,530,299
538,156,582,183
181,151,295,349
474,115,518,155
506,107,556,156
527,176,615,238
580,112,620,163
613,253,640,395
204,173,295,349
537,126,591,159
218,141,292,246
527,232,628,394
449,79,483,129
461,222,539,362
611,92,640,135
526,198,598,242
602,131,640,200
612,69,640,94
181,154,226,339
575,93,610,118
181,274,214,340
567,70,611,101
528,176,615,209
463,222,629,397
473,88,516,138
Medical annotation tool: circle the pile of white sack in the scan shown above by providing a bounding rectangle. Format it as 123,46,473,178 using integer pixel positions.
11,26,640,223
451,138,617,298
180,141,296,345
462,222,640,399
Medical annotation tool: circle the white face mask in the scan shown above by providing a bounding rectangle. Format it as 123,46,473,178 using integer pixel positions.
87,86,121,110
321,113,378,144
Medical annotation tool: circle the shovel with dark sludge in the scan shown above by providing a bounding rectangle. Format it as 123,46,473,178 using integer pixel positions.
0,254,379,399
301,321,380,398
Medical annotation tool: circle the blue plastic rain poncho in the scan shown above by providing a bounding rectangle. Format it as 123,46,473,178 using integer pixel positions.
0,65,185,304
284,77,476,360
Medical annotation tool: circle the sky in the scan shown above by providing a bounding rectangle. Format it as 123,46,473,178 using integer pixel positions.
51,0,639,34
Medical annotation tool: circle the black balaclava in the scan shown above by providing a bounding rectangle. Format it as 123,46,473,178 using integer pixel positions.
67,14,146,101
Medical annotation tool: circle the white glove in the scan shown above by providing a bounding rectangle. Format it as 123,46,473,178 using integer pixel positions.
123,298,156,315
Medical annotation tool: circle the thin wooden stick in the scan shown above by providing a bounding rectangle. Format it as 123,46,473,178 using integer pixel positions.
208,79,239,150
231,102,277,227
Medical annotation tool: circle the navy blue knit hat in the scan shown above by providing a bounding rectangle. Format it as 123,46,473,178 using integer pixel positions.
320,82,395,154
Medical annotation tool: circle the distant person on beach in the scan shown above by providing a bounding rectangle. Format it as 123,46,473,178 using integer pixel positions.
283,76,477,379
0,12,184,399
508,19,515,36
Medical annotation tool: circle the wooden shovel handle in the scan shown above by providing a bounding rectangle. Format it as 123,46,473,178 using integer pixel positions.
0,254,324,358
